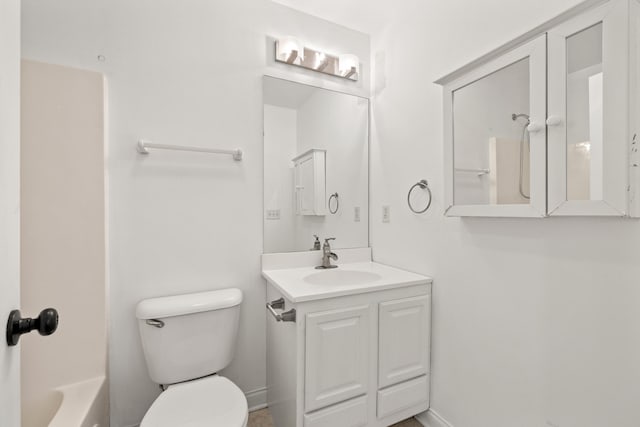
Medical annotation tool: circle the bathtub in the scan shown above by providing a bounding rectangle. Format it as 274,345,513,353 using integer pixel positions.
48,376,108,427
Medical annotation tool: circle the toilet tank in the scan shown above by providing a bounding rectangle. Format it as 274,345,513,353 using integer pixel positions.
136,288,242,385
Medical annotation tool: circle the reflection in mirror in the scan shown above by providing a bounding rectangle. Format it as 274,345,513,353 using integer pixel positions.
566,23,603,201
453,58,530,205
263,77,368,253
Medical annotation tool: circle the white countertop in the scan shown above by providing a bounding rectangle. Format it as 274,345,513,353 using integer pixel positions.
262,261,432,303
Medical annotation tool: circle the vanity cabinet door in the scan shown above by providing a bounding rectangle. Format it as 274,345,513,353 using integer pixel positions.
547,0,629,216
378,295,430,389
442,35,547,217
305,305,369,412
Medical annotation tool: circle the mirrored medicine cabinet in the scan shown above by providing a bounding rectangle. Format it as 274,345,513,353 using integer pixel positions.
438,0,640,217
262,76,369,253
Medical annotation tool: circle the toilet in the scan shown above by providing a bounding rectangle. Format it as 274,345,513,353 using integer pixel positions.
136,288,248,427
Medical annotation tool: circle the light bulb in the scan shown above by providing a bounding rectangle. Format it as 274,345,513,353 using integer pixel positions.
339,54,359,78
276,37,304,64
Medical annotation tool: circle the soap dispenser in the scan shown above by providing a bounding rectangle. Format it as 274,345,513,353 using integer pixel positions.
311,235,321,251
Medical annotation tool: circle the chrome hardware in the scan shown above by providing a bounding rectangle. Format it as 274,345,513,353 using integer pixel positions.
146,319,165,328
311,234,321,251
316,238,338,269
266,298,296,322
407,179,432,214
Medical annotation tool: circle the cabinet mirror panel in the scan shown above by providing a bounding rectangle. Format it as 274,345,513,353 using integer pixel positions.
263,77,368,253
566,23,604,201
453,58,531,206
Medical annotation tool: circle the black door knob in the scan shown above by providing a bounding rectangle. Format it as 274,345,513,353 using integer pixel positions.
6,308,59,346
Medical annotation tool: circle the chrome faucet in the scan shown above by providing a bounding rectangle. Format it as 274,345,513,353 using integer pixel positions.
316,238,338,269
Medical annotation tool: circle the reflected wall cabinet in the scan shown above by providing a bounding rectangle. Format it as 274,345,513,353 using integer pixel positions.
437,0,640,217
293,149,326,216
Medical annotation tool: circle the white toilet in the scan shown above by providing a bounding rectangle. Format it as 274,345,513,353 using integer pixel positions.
135,288,248,427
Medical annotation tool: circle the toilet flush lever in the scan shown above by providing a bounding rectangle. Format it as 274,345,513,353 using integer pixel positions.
146,319,165,328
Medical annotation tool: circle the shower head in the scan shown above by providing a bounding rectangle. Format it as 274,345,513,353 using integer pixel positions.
512,113,530,122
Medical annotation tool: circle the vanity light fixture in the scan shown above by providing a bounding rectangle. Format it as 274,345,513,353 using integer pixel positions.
274,37,359,81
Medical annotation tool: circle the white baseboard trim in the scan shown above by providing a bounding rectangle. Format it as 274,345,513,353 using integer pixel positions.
415,409,454,427
246,387,268,412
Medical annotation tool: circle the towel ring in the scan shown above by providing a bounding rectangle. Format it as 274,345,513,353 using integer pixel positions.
328,192,339,214
407,180,432,214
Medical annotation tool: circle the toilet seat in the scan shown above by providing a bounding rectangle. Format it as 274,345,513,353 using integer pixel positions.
140,375,248,427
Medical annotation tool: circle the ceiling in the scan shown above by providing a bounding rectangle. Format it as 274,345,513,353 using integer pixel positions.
263,76,317,109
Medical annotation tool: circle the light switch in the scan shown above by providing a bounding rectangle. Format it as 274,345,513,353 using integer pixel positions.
354,206,361,222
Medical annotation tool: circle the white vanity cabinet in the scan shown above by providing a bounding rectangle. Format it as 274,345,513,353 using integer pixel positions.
305,305,371,412
293,149,326,216
265,282,431,427
438,0,640,217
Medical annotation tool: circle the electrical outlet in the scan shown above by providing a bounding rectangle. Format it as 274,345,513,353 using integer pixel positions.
354,206,361,222
382,205,390,223
265,209,280,220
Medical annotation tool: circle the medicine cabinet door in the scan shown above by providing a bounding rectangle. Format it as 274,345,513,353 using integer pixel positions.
547,0,629,216
294,149,326,216
444,35,547,217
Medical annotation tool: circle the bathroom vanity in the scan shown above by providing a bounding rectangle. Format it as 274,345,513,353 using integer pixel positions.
262,248,432,427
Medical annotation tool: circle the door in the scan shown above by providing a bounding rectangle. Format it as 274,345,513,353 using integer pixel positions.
378,295,430,389
305,305,370,412
0,0,22,424
547,0,629,216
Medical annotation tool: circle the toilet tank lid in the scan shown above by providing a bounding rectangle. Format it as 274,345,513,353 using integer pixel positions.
136,288,243,320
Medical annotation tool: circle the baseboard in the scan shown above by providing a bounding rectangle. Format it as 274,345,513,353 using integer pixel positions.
245,387,268,412
415,409,454,427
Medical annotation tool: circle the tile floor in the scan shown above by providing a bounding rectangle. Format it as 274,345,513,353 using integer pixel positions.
247,408,422,427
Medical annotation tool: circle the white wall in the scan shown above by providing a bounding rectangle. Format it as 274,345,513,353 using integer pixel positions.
369,1,640,427
20,60,107,427
264,105,297,253
0,0,21,425
21,1,369,426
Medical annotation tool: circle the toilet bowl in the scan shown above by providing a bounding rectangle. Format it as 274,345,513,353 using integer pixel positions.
136,288,247,426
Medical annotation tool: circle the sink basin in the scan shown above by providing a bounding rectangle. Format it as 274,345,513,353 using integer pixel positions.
303,270,382,286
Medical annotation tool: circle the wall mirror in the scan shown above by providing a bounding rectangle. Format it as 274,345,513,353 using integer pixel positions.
453,58,532,206
263,76,369,253
441,35,548,217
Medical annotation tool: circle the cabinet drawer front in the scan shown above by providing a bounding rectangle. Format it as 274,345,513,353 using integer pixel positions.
378,295,430,388
304,396,367,427
377,375,429,419
305,305,370,412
